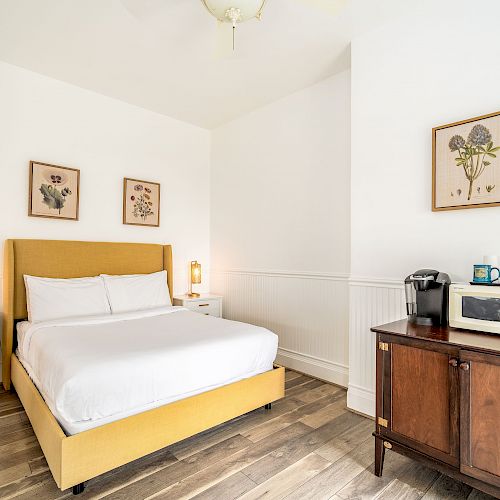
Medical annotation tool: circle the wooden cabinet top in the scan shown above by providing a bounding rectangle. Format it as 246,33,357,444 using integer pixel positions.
371,319,500,356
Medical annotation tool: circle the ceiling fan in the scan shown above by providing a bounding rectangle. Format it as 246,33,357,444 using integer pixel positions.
121,0,347,56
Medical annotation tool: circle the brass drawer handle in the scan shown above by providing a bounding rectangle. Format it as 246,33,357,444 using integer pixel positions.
459,362,470,371
198,303,210,307
449,358,458,367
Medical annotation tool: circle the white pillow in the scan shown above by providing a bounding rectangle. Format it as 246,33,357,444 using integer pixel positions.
24,275,111,323
101,270,171,313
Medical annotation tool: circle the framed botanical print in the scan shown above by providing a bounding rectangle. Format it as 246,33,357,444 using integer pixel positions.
123,178,160,227
29,161,80,220
433,111,500,211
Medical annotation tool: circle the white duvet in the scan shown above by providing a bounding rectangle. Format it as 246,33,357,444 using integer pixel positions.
17,306,278,435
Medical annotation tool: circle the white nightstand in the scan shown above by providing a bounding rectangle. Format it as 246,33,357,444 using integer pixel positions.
173,294,222,318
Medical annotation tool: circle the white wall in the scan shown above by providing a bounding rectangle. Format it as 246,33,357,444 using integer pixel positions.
211,70,351,386
348,0,500,415
0,61,211,377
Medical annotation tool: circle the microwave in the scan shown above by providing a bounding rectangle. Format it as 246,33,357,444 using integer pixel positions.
449,283,500,334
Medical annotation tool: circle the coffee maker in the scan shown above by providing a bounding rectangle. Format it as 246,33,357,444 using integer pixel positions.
404,269,451,325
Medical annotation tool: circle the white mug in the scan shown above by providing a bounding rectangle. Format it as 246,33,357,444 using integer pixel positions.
483,255,499,267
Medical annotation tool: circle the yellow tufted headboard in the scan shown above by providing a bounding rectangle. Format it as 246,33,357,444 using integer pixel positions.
2,239,173,389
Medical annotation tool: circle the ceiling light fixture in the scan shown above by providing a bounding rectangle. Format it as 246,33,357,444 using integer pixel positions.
201,0,267,51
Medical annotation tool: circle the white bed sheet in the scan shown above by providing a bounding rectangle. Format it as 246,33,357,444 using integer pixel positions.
16,306,278,435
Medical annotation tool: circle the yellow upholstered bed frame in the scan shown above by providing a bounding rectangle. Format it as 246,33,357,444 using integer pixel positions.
2,239,285,492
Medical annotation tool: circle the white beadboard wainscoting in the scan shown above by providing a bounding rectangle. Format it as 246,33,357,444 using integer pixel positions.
211,270,350,387
347,277,405,417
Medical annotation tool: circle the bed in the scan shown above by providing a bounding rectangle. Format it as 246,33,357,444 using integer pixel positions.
2,239,285,494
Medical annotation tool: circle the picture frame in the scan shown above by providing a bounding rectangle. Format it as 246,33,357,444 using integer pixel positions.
123,177,160,227
432,111,500,211
28,161,80,221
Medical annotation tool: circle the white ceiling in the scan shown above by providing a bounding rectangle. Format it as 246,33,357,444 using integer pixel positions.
0,0,404,129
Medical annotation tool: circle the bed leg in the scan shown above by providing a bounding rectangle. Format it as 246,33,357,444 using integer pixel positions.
72,483,85,495
264,403,272,410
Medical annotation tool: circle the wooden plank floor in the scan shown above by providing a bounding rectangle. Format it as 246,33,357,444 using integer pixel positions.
0,370,496,500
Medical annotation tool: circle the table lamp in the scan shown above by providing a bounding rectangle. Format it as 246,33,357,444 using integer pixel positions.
189,260,201,297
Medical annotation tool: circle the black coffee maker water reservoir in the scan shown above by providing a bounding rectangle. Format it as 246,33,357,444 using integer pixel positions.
404,269,451,325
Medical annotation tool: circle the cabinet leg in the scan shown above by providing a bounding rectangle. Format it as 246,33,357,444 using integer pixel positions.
72,483,85,495
374,437,385,477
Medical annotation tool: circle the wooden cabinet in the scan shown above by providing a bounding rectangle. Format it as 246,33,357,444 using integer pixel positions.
460,350,500,488
372,320,500,498
377,340,459,466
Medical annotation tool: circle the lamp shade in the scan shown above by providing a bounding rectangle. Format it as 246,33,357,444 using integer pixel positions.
191,261,202,285
201,0,266,23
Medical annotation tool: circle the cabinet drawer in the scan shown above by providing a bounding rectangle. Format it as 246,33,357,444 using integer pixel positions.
184,300,220,317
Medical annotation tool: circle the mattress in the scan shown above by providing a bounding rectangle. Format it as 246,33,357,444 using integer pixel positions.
16,306,278,435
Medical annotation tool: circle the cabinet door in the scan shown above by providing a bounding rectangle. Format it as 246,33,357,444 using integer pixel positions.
377,337,459,466
459,350,500,487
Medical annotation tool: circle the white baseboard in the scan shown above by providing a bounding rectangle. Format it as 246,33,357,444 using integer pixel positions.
276,347,348,388
347,383,375,417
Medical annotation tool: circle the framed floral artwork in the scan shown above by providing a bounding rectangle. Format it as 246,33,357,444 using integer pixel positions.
28,161,80,220
433,111,500,211
123,178,160,227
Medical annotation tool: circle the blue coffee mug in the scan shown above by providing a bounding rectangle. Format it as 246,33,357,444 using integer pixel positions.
473,264,500,283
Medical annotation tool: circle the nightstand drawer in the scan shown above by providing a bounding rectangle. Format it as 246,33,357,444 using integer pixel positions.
173,294,222,318
183,300,221,317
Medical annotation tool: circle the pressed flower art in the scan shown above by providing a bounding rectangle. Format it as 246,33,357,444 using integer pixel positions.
123,178,160,226
29,162,80,220
433,112,500,210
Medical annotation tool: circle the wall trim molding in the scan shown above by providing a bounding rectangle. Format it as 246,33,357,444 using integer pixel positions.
347,383,375,418
276,347,348,388
211,269,349,281
349,275,404,288
211,270,404,288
